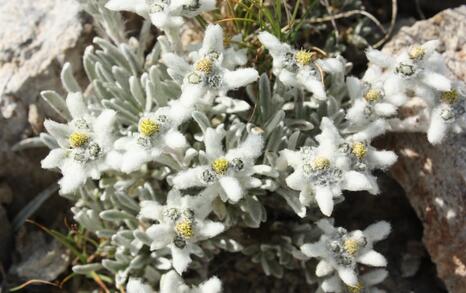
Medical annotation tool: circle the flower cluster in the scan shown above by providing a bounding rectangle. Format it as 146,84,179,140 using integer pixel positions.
37,1,464,292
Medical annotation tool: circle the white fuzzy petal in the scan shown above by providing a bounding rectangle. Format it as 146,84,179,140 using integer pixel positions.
365,48,394,68
160,271,185,293
172,167,205,189
342,171,373,191
139,200,163,220
285,170,306,191
41,149,67,169
200,24,224,57
374,103,397,117
164,130,187,150
316,260,334,277
198,220,224,239
93,110,117,148
337,267,358,286
357,250,387,267
223,68,259,90
233,133,264,160
367,150,397,169
218,176,244,202
121,148,151,173
199,276,222,293
44,120,71,141
300,75,326,100
105,0,148,16
146,224,173,250
171,246,192,274
257,31,289,57
59,159,87,194
321,275,343,292
421,71,451,92
315,185,335,216
427,107,448,144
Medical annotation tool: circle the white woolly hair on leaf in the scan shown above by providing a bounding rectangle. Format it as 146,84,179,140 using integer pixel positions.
364,221,391,242
223,68,259,89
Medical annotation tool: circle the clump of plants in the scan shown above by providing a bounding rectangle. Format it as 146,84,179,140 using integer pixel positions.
22,0,465,292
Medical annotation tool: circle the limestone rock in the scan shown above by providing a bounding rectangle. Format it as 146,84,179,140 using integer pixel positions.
382,6,466,292
0,0,93,263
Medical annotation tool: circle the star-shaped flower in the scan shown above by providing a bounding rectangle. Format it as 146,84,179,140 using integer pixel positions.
162,24,259,107
109,106,187,173
105,0,216,31
301,219,390,287
427,81,466,144
365,40,451,94
140,189,224,274
281,118,378,216
258,31,344,100
41,93,117,194
172,126,264,203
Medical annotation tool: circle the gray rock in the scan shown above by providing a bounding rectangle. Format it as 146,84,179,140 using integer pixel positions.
10,230,70,281
382,6,466,293
0,0,92,267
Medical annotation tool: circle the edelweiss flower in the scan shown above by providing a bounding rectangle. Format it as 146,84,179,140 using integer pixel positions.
42,93,116,194
427,81,466,144
281,118,377,216
140,190,224,274
105,0,216,31
301,219,390,287
258,31,339,100
110,106,187,173
162,24,259,107
346,77,402,129
317,269,388,293
126,278,154,293
172,126,264,203
159,270,222,293
366,40,451,94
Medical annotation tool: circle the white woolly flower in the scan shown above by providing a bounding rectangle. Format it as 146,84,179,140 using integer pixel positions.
427,81,466,144
160,270,222,293
172,126,264,203
105,0,216,31
301,219,391,287
258,31,342,100
346,76,402,129
365,40,451,94
281,118,379,216
109,106,187,173
162,24,259,108
140,189,224,274
42,93,117,194
317,269,388,293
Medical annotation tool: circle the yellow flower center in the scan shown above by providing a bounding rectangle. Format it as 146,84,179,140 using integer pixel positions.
343,239,360,256
440,89,459,104
351,142,367,160
175,220,194,239
139,118,160,137
69,132,89,148
408,46,425,60
346,282,364,293
364,89,382,102
295,50,315,66
312,157,330,170
211,158,230,175
195,58,213,74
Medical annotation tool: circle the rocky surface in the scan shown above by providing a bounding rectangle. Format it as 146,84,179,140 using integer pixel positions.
0,0,92,273
382,6,466,293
